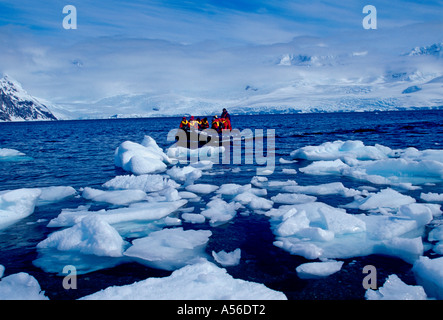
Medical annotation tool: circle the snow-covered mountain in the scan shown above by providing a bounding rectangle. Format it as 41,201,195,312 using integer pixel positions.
407,42,443,58
0,75,57,121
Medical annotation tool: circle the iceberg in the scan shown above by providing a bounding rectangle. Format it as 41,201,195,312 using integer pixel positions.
36,186,76,206
114,136,171,175
413,256,443,299
200,197,241,226
82,187,147,205
80,260,286,300
103,174,179,192
123,227,212,271
212,248,241,267
0,188,41,230
185,183,219,194
296,260,344,279
290,140,392,161
37,215,125,257
47,200,187,227
0,148,31,161
0,268,49,300
365,274,427,300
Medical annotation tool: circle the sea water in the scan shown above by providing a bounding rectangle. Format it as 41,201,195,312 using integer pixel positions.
0,110,442,299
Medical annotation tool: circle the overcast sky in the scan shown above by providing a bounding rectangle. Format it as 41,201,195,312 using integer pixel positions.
0,0,442,105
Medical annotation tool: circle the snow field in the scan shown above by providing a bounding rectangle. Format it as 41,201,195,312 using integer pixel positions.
2,137,443,299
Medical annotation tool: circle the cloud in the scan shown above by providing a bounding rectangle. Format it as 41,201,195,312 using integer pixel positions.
0,0,442,114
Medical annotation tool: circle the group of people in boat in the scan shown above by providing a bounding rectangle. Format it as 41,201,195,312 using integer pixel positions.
179,108,232,134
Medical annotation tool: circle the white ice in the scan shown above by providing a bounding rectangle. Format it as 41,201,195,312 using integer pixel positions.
413,256,443,299
37,215,125,257
103,174,179,192
292,140,443,187
296,260,344,279
0,188,41,230
182,213,206,224
200,197,241,226
36,186,76,206
80,260,286,300
421,192,443,203
114,136,171,175
185,183,219,194
0,267,49,300
365,274,427,300
47,199,187,227
82,187,147,205
212,248,241,267
123,227,212,271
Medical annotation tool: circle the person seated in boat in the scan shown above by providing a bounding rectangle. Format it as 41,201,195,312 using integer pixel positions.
196,117,202,129
179,117,189,131
188,116,199,131
211,115,222,134
220,108,232,130
200,117,209,130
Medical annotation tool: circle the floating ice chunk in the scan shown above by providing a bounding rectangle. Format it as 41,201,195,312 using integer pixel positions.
398,203,437,226
82,187,147,205
296,260,344,279
421,192,443,203
182,213,205,224
273,238,323,260
319,205,366,235
274,209,310,237
0,271,49,300
365,274,427,300
80,260,286,300
271,193,316,205
429,225,443,242
114,136,170,175
36,186,77,206
185,184,219,194
251,176,297,191
166,165,202,185
103,174,179,192
212,248,241,267
0,188,41,230
413,256,443,299
279,158,297,164
38,215,125,257
48,200,187,227
233,192,274,211
281,168,297,174
216,183,252,196
290,140,392,161
178,191,199,199
299,159,349,175
0,148,31,162
124,228,212,270
379,237,423,264
200,198,240,226
343,158,443,186
282,182,360,197
0,265,4,278
343,188,415,212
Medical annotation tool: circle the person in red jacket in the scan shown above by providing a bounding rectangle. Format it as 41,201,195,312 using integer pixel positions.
220,108,232,130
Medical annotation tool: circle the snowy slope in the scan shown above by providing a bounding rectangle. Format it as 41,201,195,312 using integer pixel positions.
0,75,57,121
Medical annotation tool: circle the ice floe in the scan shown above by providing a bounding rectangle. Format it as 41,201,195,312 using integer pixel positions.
38,215,125,257
103,174,179,192
0,148,31,161
114,136,171,175
0,188,41,230
212,248,241,267
82,187,147,205
200,197,241,226
413,256,443,299
0,266,48,300
123,227,212,271
296,260,344,279
80,260,286,300
365,274,427,300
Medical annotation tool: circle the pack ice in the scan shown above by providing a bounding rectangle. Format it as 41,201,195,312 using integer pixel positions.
80,260,286,300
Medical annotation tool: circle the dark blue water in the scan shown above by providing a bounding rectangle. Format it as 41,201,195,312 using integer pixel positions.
0,110,442,300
